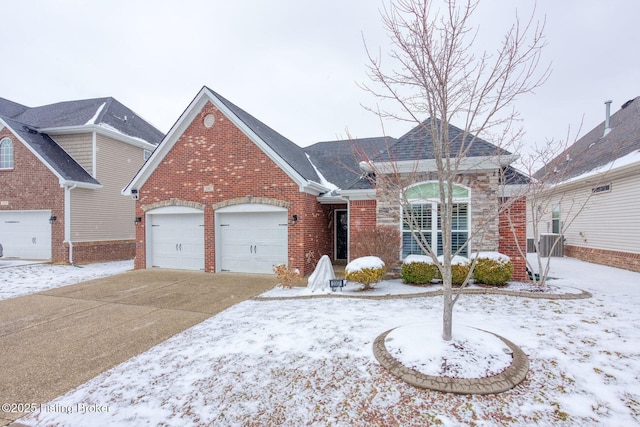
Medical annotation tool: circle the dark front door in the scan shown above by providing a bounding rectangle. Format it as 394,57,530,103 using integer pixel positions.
335,210,348,260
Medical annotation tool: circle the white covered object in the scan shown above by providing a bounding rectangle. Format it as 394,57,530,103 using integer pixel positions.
307,255,336,292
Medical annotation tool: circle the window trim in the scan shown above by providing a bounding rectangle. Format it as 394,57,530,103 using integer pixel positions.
0,137,14,169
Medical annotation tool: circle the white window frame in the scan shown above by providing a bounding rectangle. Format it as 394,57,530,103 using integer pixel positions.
401,181,471,258
0,138,14,169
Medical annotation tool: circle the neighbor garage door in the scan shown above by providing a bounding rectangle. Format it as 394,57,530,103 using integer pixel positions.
0,210,52,259
147,207,204,271
217,207,288,274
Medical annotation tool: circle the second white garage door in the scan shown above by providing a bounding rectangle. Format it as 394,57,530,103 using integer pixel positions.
216,207,288,274
147,207,204,271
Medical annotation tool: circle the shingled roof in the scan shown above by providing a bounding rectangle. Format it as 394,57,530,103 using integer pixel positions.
0,97,163,145
304,136,395,190
535,97,640,183
374,118,511,163
1,116,99,186
210,89,321,184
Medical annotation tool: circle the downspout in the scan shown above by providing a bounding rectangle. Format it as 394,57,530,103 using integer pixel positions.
64,183,77,265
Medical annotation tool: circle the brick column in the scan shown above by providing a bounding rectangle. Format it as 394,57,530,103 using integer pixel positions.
499,197,528,281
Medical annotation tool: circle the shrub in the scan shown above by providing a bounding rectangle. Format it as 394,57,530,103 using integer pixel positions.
272,264,302,289
401,255,438,284
345,256,386,290
451,261,472,285
472,253,513,286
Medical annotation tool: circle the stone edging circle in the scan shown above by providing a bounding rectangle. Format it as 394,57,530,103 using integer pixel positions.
373,327,530,395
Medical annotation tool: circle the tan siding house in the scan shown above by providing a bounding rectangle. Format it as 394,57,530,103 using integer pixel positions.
530,97,640,272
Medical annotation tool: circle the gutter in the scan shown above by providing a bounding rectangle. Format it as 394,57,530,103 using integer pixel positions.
63,183,77,265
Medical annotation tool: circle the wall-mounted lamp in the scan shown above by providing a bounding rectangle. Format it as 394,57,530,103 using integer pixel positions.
290,214,299,226
134,217,142,225
49,215,57,224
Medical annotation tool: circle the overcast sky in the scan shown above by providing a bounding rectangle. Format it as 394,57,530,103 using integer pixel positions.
2,0,638,156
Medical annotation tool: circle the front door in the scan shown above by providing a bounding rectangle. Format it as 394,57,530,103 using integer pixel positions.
335,209,348,260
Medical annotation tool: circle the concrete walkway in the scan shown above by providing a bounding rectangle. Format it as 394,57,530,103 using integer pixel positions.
0,269,277,426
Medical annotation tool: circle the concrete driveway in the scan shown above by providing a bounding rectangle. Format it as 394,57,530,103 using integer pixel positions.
0,269,277,426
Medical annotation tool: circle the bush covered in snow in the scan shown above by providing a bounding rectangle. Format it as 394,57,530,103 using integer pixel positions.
440,255,472,285
472,252,513,285
401,255,438,284
345,256,386,290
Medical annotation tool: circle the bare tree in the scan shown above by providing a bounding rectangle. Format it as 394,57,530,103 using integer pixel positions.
361,0,548,340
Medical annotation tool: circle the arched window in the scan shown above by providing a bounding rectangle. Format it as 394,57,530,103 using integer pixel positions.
402,182,470,257
0,138,13,169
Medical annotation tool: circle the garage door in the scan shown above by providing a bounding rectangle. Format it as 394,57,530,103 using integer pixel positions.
147,207,204,271
217,208,288,274
0,210,52,259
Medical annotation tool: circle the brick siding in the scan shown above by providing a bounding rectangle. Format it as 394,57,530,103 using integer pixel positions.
135,101,332,275
499,197,528,281
0,128,67,263
564,245,640,273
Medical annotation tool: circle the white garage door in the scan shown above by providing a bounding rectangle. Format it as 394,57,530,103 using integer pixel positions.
217,208,288,274
147,208,204,271
0,210,52,259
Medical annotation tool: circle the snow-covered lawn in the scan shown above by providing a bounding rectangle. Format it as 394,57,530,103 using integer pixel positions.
0,260,133,301
14,257,640,426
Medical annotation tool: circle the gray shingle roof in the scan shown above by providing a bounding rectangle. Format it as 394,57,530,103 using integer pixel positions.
4,97,163,145
1,117,99,185
304,136,395,189
209,89,321,183
0,97,29,118
535,97,640,182
375,118,511,162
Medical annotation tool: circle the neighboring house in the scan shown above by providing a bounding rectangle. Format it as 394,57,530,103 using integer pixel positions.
123,86,527,279
0,96,163,263
532,97,640,272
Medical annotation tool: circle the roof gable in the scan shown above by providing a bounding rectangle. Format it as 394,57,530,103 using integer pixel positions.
375,118,511,162
535,97,640,182
124,87,326,195
1,117,100,187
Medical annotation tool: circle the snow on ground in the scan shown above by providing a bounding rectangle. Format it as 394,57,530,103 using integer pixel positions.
0,260,133,301
15,256,640,426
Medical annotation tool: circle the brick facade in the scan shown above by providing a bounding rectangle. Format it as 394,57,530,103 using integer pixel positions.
0,128,67,263
134,101,332,275
564,245,640,273
499,197,528,281
349,199,377,259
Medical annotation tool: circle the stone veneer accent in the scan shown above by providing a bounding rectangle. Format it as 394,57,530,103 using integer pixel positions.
375,171,501,253
211,196,290,211
141,198,206,212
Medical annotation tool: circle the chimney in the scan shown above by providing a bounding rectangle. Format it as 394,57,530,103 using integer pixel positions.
603,100,612,137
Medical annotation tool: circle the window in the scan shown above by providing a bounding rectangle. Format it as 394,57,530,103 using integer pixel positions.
0,138,13,169
551,204,561,234
402,182,470,258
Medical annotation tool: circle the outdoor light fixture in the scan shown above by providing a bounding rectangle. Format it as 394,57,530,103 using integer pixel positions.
134,217,142,225
290,214,298,226
49,215,57,224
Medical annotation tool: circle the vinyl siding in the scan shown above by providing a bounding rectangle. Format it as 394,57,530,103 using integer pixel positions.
51,133,94,176
70,135,144,241
530,171,640,255
562,173,640,254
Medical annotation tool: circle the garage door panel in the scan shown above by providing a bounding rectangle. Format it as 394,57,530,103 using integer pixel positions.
217,211,288,274
148,213,204,271
0,211,52,259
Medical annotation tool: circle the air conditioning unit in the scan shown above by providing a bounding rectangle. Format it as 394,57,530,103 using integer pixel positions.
539,233,564,257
